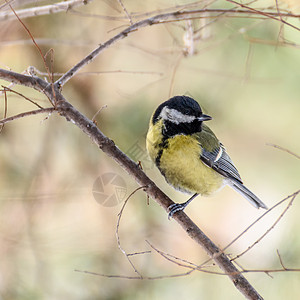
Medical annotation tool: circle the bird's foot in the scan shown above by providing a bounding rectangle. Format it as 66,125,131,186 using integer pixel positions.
168,203,187,219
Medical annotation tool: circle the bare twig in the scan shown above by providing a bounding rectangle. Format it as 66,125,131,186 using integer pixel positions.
145,239,300,277
232,191,297,261
70,5,300,22
44,48,55,85
0,88,8,133
55,7,300,87
139,190,300,280
9,5,47,73
8,4,56,106
0,0,93,22
274,0,285,43
242,267,300,275
91,104,107,122
117,0,133,25
244,35,300,48
226,0,300,32
146,240,199,271
77,70,164,76
274,0,283,22
75,260,300,279
223,190,300,253
74,268,199,280
0,68,163,78
266,143,300,160
244,43,253,82
76,231,300,279
1,86,44,109
116,186,147,278
276,250,286,270
0,107,56,125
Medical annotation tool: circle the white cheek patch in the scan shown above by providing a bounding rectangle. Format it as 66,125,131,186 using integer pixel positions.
160,107,196,124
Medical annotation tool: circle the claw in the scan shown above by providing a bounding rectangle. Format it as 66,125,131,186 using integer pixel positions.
167,194,199,219
168,203,186,219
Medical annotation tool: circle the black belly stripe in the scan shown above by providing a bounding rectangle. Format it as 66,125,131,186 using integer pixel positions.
155,149,163,167
155,138,169,169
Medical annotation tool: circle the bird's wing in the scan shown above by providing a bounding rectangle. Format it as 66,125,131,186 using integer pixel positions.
195,124,243,184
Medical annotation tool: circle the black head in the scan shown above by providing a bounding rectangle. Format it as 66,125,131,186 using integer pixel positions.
152,95,212,137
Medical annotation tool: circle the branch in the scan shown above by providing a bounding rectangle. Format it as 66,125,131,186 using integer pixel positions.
0,67,263,300
0,69,49,93
0,0,93,22
55,7,300,87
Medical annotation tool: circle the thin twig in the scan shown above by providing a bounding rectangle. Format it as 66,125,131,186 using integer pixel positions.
1,86,44,109
74,268,201,279
74,263,300,280
146,240,199,271
70,6,300,21
117,0,133,25
224,190,300,254
44,48,55,85
0,89,8,133
8,4,57,106
77,70,164,76
274,0,285,44
55,7,300,87
266,143,300,160
145,239,300,277
0,107,55,125
0,0,93,22
91,105,107,122
244,43,253,82
178,190,300,276
116,186,148,278
4,68,163,78
226,0,300,32
232,192,297,260
276,250,286,270
9,5,49,76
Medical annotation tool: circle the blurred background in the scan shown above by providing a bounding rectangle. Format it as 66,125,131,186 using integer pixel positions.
0,0,299,299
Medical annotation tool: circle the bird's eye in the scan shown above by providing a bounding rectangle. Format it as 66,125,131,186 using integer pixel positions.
184,109,193,115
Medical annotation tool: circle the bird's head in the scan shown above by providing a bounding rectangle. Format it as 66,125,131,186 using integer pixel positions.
152,95,212,137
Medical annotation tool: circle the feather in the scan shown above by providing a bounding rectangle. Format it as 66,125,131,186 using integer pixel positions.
197,125,267,209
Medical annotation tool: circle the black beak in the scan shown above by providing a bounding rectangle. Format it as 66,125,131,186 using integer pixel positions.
198,114,212,122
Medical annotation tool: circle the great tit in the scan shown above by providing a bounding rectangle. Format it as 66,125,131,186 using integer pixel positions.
146,95,268,218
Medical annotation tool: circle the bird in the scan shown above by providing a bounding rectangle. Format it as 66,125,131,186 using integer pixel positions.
146,95,268,218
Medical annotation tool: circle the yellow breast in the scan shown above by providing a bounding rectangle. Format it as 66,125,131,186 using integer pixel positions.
146,120,224,196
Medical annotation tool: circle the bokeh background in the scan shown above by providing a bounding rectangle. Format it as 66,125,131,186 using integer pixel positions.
0,0,299,299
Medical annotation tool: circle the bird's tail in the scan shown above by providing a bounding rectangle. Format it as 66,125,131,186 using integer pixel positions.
229,180,268,210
